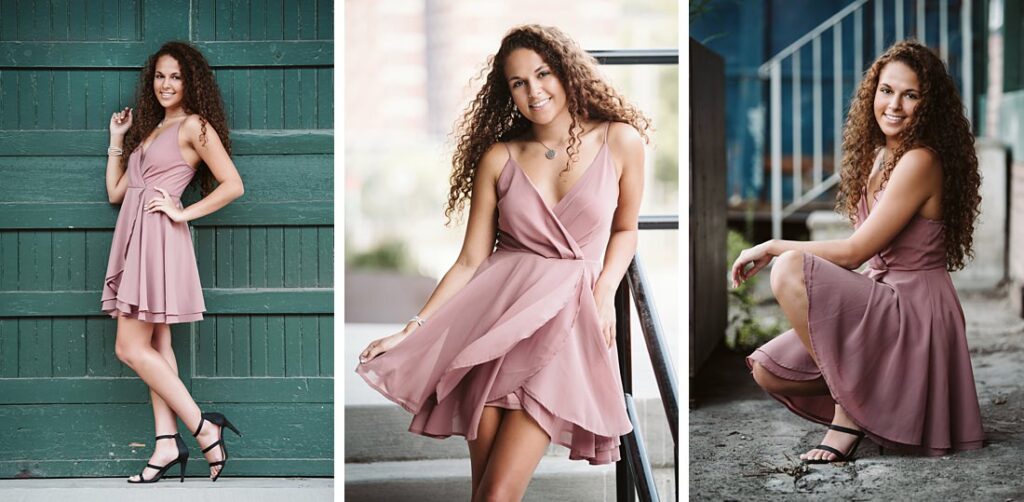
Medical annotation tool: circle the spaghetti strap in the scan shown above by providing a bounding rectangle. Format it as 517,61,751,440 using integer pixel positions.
603,122,612,144
502,141,513,163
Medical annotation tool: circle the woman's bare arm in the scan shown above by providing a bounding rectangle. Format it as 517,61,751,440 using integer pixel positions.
732,148,942,285
359,143,506,362
593,122,645,347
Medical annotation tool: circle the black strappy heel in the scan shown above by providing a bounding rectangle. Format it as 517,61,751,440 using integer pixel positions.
127,433,189,483
804,424,866,464
193,412,242,481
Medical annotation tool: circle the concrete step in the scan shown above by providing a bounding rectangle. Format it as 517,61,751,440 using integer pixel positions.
345,402,674,467
345,458,676,502
0,478,332,502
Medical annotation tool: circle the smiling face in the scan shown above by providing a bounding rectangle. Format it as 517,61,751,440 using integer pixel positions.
504,48,568,126
873,61,921,143
153,54,185,112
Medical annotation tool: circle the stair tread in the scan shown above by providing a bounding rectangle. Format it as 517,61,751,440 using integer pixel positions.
345,457,613,483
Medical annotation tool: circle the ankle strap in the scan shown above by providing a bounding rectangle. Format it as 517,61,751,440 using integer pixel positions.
829,424,865,437
155,433,178,440
193,416,206,438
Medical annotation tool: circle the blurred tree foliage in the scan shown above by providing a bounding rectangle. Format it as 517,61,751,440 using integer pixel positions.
346,238,417,274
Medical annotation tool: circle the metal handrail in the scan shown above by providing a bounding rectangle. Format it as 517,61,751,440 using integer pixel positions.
760,0,973,238
615,214,679,502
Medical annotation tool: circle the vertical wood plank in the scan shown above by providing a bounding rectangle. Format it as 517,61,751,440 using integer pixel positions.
299,227,317,286
196,227,216,286
51,0,70,41
266,0,283,40
250,226,267,288
0,71,9,130
283,70,299,128
51,231,73,290
298,0,314,40
195,315,217,377
19,319,52,378
282,0,297,39
84,229,111,291
18,71,35,129
215,315,232,376
299,68,315,129
37,71,53,128
315,0,330,40
0,319,18,377
249,0,268,40
316,68,332,129
250,315,268,376
317,315,331,377
282,227,299,288
265,68,283,128
67,0,86,40
0,232,18,290
317,227,331,287
51,70,71,129
266,226,284,287
300,315,317,376
215,0,232,41
266,315,284,376
68,231,86,289
194,0,215,41
215,227,231,287
231,315,250,377
231,227,249,287
0,0,18,40
67,70,87,129
250,68,268,128
284,315,300,376
51,318,72,377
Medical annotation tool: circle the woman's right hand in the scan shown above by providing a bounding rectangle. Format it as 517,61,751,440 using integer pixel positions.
359,329,412,364
110,107,132,136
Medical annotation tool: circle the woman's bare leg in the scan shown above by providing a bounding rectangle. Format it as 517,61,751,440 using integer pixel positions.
126,323,183,481
114,316,224,479
473,410,550,502
770,251,863,460
468,406,505,499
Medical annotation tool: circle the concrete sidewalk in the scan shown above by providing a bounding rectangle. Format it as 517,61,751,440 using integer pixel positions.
0,477,333,502
690,292,1024,500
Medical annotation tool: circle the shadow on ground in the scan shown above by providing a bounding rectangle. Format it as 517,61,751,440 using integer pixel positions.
690,292,1024,501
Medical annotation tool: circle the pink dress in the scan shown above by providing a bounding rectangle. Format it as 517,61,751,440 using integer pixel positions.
748,186,985,456
101,120,206,324
356,124,632,464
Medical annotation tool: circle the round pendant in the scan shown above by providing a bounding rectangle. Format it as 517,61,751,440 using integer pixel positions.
545,149,556,160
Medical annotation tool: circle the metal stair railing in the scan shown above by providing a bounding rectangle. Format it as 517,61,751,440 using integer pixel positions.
758,0,973,238
615,215,679,502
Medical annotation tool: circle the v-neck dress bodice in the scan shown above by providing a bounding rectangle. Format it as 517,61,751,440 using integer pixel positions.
101,120,205,324
747,183,984,456
356,124,632,464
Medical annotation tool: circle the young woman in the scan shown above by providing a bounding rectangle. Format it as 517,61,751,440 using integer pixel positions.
732,40,984,463
357,25,650,500
103,41,245,483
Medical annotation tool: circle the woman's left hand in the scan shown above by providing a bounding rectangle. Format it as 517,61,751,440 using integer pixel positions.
145,187,187,222
730,242,773,288
593,289,616,349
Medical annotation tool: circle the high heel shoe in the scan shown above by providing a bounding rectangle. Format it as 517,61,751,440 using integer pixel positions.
127,433,189,483
193,412,242,482
803,424,866,464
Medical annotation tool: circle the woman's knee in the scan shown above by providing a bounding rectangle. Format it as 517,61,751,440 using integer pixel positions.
770,250,805,298
114,338,138,366
751,361,785,394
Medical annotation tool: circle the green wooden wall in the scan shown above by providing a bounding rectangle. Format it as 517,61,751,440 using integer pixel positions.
0,0,334,477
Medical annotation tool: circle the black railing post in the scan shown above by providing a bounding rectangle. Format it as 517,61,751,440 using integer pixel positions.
615,279,635,502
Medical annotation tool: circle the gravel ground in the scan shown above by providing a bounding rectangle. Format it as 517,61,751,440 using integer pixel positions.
690,291,1024,501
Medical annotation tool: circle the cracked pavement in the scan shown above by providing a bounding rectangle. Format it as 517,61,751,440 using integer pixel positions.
690,291,1024,501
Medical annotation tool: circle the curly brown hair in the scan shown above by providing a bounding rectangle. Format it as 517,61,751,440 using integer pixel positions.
836,39,980,271
123,41,231,195
445,24,652,224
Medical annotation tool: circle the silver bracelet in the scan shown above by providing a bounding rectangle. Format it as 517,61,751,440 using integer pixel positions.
107,146,123,156
409,315,426,327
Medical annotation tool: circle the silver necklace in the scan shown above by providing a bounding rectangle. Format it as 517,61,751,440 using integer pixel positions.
535,137,565,160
